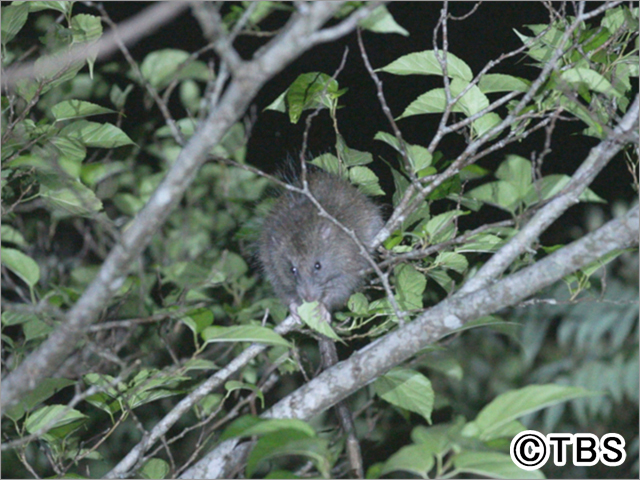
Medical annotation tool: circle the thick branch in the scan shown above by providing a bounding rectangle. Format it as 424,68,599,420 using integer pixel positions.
199,205,638,477
1,1,350,411
460,94,639,294
2,3,189,89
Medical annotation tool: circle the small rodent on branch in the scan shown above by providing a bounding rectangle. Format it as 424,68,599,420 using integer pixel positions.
258,169,383,312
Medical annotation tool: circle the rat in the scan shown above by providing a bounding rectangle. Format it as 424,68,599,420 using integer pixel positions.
258,167,381,478
258,168,384,312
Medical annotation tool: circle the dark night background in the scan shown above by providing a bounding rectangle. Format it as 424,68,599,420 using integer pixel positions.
3,3,637,478
84,1,636,245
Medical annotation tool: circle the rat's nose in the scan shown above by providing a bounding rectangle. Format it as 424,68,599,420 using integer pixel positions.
297,282,322,304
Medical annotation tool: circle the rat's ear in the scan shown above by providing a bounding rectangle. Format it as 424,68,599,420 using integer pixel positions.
319,222,336,241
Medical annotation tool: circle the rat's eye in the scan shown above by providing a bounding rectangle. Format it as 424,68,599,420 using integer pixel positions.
290,266,298,276
314,262,322,270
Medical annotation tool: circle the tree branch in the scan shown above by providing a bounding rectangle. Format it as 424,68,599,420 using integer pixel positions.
2,2,190,89
182,206,638,477
2,1,350,411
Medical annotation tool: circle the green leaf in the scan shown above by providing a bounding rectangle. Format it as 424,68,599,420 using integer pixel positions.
70,14,103,44
522,174,605,207
348,292,369,315
2,310,38,326
225,380,265,408
561,67,622,98
398,78,490,121
247,430,330,478
423,210,466,243
4,378,74,422
374,368,434,423
309,153,345,178
434,251,468,274
466,180,522,213
359,5,409,36
411,418,465,457
1,225,27,248
181,308,214,335
52,100,116,121
40,182,103,217
201,325,291,348
17,1,71,14
454,452,545,479
282,72,343,124
81,161,127,187
139,49,189,90
60,120,134,148
110,83,134,110
349,166,385,196
139,458,170,480
379,50,473,81
496,155,532,192
296,301,341,342
464,384,596,441
395,264,426,310
1,2,30,45
1,247,40,288
456,233,503,253
25,405,87,434
381,443,435,478
221,416,315,442
478,74,530,94
374,131,432,172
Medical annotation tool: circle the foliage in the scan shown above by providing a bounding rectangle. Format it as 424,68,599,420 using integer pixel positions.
1,2,638,479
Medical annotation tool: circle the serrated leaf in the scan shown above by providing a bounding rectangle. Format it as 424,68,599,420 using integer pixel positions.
1,247,40,287
349,166,385,196
381,443,435,478
359,5,409,36
3,377,75,422
60,120,134,148
395,264,426,310
25,405,87,434
348,292,369,314
296,301,341,342
284,72,342,124
40,182,103,217
466,181,522,213
201,325,291,348
495,155,532,191
465,384,596,441
379,50,473,81
423,210,465,243
561,67,622,98
374,131,432,172
478,74,530,94
434,251,468,273
70,14,102,44
52,100,116,121
456,233,503,253
374,368,434,423
139,49,189,90
1,2,30,45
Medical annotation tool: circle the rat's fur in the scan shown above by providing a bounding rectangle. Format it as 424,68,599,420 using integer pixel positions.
258,169,383,311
